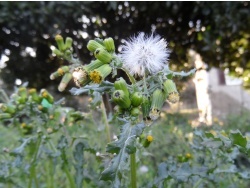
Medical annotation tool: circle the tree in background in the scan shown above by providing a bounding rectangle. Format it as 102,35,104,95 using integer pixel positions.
0,2,249,89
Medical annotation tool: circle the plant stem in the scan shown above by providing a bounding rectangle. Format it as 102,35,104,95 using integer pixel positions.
63,165,76,188
130,153,137,188
101,98,111,143
61,149,76,188
46,158,54,188
28,136,42,188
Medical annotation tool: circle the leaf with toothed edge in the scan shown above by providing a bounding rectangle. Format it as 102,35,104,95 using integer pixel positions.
100,121,145,187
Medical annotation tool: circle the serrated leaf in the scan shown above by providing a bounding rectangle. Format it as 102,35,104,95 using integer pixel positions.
230,130,247,148
10,137,32,156
154,161,209,186
154,162,173,187
100,121,145,187
174,163,192,181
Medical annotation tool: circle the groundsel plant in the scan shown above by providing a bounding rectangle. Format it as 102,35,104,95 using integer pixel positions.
50,32,195,188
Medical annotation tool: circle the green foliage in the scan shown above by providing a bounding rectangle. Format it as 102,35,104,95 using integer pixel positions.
1,89,250,187
0,86,108,187
101,121,145,187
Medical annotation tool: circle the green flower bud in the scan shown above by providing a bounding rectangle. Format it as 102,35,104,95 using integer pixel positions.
89,64,112,84
18,87,28,102
0,113,12,120
130,107,140,117
28,88,42,103
131,92,143,107
65,37,73,50
72,66,90,87
141,96,151,119
58,73,73,92
38,105,48,113
85,59,105,72
114,78,130,97
0,104,16,114
40,89,54,104
103,37,115,52
149,89,166,121
50,66,69,80
55,35,65,51
143,135,153,148
65,49,72,57
17,104,25,110
112,90,131,109
163,79,179,103
87,40,104,52
94,48,112,64
53,48,63,56
17,96,26,104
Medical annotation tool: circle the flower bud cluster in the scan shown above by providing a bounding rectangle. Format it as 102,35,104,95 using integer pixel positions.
72,37,116,86
112,78,143,120
51,37,116,91
112,78,179,122
0,86,86,135
53,35,73,58
51,35,75,91
0,87,54,120
148,79,179,121
87,38,115,84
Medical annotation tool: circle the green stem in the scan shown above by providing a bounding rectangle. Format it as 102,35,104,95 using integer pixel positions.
61,150,76,188
63,165,76,188
46,158,54,188
28,136,42,188
130,153,137,188
143,74,149,96
101,98,111,143
7,165,12,188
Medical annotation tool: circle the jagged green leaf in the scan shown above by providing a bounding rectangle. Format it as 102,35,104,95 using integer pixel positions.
154,162,173,188
230,130,247,148
100,121,145,187
154,161,209,187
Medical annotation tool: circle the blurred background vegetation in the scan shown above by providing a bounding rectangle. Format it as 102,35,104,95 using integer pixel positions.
0,1,250,91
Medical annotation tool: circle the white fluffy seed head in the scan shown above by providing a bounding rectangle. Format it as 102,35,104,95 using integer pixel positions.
120,32,170,76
